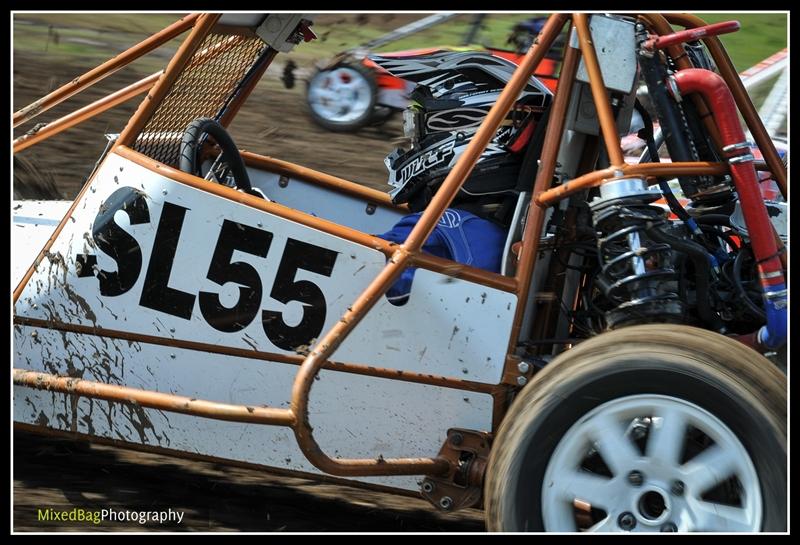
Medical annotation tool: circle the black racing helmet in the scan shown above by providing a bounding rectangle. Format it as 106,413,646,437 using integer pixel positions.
370,50,552,211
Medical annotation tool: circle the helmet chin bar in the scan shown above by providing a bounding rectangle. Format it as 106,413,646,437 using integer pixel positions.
376,50,553,210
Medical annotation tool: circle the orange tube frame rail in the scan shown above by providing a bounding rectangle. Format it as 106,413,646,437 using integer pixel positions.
572,14,626,168
664,13,787,200
13,17,269,156
13,71,162,154
14,369,295,426
13,12,784,479
13,14,199,128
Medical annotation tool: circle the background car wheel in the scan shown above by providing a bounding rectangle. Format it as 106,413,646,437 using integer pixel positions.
305,62,378,132
484,324,786,532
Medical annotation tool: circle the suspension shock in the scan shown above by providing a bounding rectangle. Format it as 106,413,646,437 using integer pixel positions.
590,177,685,329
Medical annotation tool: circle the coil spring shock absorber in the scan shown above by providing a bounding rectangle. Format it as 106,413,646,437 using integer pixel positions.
590,177,685,329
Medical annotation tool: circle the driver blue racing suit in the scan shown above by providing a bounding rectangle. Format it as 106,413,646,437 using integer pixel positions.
377,208,506,304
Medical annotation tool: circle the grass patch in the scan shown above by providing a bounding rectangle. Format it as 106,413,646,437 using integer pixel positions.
300,13,787,71
696,13,787,72
14,13,183,35
13,14,186,74
14,13,787,72
13,11,786,123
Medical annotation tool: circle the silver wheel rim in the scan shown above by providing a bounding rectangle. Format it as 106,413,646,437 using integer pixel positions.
307,66,373,124
541,394,762,532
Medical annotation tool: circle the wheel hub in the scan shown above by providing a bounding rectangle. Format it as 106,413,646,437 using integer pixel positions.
636,487,670,525
307,67,373,123
541,394,762,532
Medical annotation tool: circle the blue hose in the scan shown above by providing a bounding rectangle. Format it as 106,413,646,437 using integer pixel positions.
758,282,787,350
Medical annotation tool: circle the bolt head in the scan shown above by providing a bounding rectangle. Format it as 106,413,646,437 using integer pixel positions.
439,496,453,510
618,512,636,531
450,432,464,447
628,470,644,486
670,480,685,496
421,480,435,494
517,361,531,374
516,376,528,387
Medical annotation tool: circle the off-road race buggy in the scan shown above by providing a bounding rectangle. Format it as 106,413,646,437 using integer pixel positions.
303,14,561,132
13,13,787,532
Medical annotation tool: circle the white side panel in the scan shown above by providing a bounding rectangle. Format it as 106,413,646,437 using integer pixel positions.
15,151,389,357
339,269,517,383
247,168,404,234
12,200,72,287
13,326,493,491
15,152,515,384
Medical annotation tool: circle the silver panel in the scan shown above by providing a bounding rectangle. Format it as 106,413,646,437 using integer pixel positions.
575,15,638,94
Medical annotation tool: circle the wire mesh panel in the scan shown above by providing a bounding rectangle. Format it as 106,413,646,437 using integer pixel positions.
132,32,265,167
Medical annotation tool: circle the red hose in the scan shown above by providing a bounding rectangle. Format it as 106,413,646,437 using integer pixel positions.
645,21,740,50
671,69,784,289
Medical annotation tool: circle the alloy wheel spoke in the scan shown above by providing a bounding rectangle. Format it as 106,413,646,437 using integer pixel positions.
550,469,617,509
646,406,687,465
688,500,755,532
681,444,738,496
587,514,619,533
588,413,640,476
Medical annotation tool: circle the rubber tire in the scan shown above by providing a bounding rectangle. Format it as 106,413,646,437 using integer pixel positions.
484,324,786,532
305,62,378,133
179,117,252,192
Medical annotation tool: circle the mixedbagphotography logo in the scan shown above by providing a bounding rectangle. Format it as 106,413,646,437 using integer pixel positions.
30,506,186,527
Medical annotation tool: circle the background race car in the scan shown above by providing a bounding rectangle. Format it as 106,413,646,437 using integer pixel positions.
302,15,563,132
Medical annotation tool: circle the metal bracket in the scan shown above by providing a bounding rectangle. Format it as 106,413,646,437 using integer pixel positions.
421,428,492,512
256,15,315,53
722,141,750,154
728,153,755,164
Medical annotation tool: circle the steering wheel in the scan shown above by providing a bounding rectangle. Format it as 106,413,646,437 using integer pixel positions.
179,117,257,195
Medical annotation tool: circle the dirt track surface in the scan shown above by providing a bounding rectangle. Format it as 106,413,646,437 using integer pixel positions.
13,50,402,199
14,430,486,532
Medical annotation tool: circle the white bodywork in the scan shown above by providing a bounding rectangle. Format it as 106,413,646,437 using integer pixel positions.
12,200,72,286
247,168,404,234
13,151,517,490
